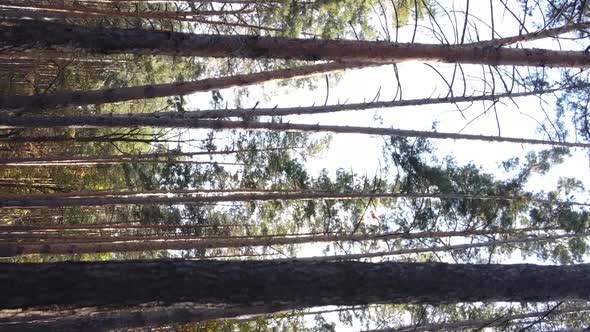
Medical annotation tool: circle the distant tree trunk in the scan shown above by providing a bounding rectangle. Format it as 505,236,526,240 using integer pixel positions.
0,152,201,166
470,21,590,47
0,147,297,165
109,88,560,119
0,223,244,232
0,135,206,144
0,226,548,256
9,188,304,198
2,115,588,148
2,20,588,67
292,233,585,262
1,260,589,309
0,61,370,110
0,303,287,332
362,306,590,332
2,2,254,17
0,190,568,208
0,8,276,32
0,159,238,166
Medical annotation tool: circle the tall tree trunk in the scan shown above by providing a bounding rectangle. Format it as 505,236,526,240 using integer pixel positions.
0,8,277,32
3,188,584,207
0,61,370,110
0,223,245,232
6,188,315,198
471,21,590,47
2,20,588,67
123,88,562,119
0,226,549,256
0,159,238,166
1,260,589,309
292,232,586,262
0,135,209,144
2,2,254,17
0,147,299,165
0,303,288,332
0,190,581,208
362,306,590,332
2,115,588,148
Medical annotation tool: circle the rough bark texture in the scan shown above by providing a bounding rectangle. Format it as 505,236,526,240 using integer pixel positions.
2,20,588,68
1,260,590,309
1,116,588,148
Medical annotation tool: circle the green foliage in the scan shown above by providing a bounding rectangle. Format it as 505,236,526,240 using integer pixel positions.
257,0,429,39
385,137,526,232
382,137,588,263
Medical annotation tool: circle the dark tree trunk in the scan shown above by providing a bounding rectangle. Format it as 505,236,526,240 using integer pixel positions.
2,20,588,68
1,260,590,309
